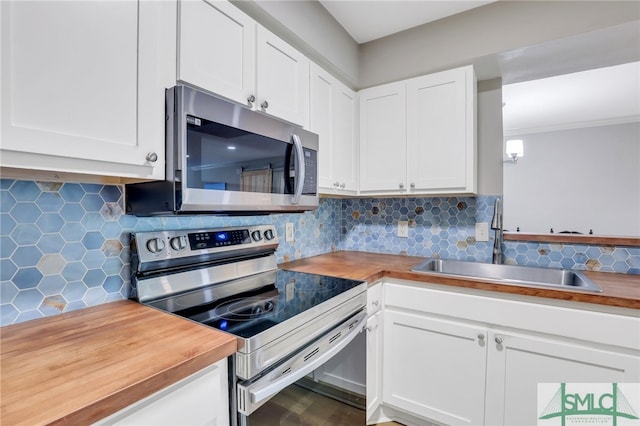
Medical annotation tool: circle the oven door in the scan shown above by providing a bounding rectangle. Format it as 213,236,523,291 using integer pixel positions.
235,309,367,425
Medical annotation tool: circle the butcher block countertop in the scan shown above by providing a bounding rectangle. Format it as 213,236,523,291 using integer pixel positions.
0,300,237,426
279,251,640,310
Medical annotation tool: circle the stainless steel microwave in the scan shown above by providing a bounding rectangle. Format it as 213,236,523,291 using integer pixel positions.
125,86,319,215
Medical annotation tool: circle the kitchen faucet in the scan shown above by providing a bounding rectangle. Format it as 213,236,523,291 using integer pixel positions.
491,198,503,264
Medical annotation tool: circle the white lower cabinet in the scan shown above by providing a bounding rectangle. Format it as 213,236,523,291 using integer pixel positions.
95,359,229,426
366,311,383,423
382,311,487,425
369,280,640,426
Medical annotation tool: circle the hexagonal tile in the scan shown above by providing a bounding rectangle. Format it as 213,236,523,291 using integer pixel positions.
38,275,67,295
0,191,16,213
10,181,40,201
81,194,104,212
13,288,44,311
60,203,85,222
10,203,41,223
60,223,85,242
0,259,17,281
0,213,16,236
62,281,88,302
1,236,17,258
61,242,86,262
12,246,43,267
82,231,104,250
37,253,66,275
83,269,106,287
62,262,87,281
37,234,65,254
1,303,19,326
59,183,85,202
39,295,67,316
100,186,121,203
83,287,107,306
36,192,64,213
36,213,64,233
13,267,43,289
81,212,103,231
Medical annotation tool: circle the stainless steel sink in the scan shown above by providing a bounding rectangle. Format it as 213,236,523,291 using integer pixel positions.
411,258,603,293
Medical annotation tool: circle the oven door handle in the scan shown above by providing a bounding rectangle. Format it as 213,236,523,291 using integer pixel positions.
237,310,367,415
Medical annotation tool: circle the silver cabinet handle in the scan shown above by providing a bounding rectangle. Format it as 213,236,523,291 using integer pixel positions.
495,336,503,344
146,152,158,163
261,100,269,110
247,95,256,106
477,333,485,340
371,300,379,307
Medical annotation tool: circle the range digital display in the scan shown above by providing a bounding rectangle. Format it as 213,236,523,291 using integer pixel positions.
188,229,251,250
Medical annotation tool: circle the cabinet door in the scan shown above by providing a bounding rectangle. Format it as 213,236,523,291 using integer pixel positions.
256,26,309,127
310,64,357,194
310,65,335,190
333,82,358,193
406,66,476,194
96,359,229,425
382,310,487,425
1,0,174,180
366,311,382,424
178,0,256,106
359,82,406,193
484,330,640,426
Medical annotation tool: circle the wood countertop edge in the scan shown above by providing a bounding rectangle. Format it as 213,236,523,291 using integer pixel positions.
279,251,640,310
54,346,237,426
0,301,238,426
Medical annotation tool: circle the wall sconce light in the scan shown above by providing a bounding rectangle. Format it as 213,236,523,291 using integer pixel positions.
505,139,524,163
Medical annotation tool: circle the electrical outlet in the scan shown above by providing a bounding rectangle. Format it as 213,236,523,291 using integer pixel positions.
398,221,409,238
286,281,295,301
285,222,295,242
475,222,489,242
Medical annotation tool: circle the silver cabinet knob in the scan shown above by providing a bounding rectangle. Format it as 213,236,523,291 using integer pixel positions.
477,333,485,340
340,183,346,189
146,152,158,163
261,100,269,110
495,336,504,344
372,300,379,307
399,183,405,189
410,182,415,190
247,94,255,103
334,182,340,187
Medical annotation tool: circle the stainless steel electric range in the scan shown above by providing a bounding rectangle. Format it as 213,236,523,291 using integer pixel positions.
130,225,367,425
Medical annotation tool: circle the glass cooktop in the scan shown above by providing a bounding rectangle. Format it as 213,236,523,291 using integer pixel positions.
173,270,365,339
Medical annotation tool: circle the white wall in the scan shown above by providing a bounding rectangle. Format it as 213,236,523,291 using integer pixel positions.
358,1,640,88
231,0,359,88
503,122,640,236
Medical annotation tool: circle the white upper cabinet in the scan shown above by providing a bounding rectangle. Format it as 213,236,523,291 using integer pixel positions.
407,66,476,193
359,65,476,196
310,64,358,194
178,0,255,106
0,0,175,180
256,26,310,128
178,0,310,127
359,82,407,193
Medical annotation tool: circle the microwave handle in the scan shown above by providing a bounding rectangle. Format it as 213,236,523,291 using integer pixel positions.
291,134,305,205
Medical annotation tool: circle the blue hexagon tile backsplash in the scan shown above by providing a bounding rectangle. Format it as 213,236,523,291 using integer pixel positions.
1,179,638,325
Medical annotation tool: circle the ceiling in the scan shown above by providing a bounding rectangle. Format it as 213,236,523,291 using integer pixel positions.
318,0,496,43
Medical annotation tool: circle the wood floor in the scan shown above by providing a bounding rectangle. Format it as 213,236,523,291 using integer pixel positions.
250,384,402,425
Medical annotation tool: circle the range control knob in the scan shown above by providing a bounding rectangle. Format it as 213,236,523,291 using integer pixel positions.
146,238,165,254
170,236,188,251
264,229,275,240
251,230,263,242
